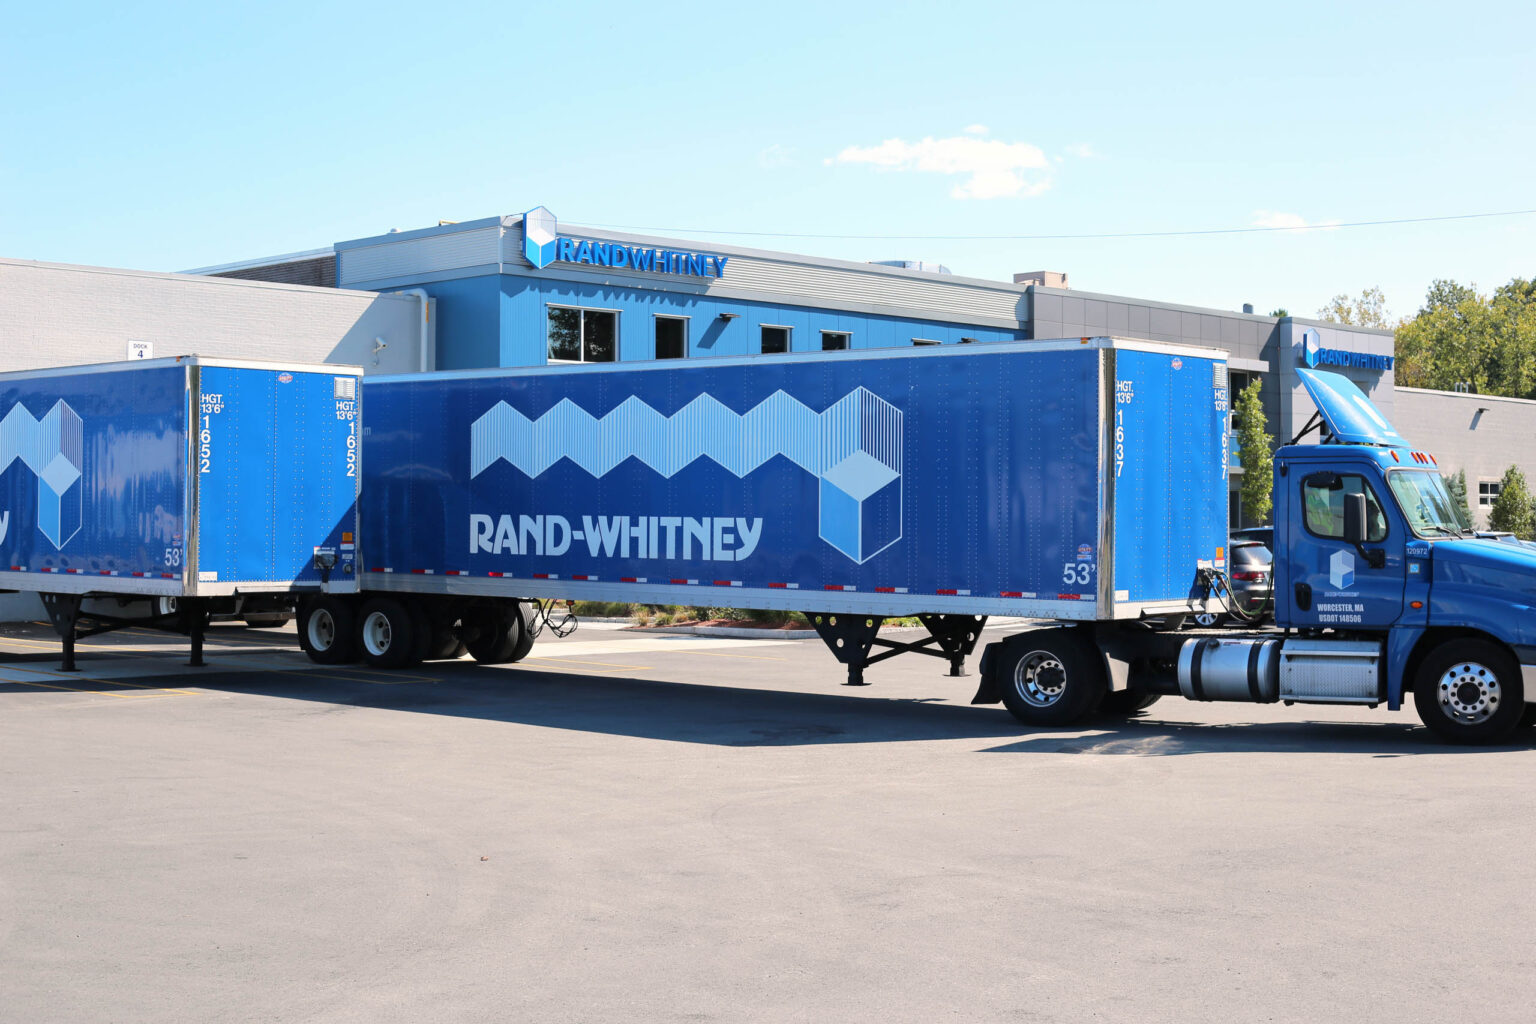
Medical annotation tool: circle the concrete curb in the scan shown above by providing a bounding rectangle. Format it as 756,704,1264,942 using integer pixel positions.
627,624,820,640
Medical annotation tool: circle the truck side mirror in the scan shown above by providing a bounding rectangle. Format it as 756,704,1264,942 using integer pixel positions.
1343,493,1367,545
1342,492,1386,568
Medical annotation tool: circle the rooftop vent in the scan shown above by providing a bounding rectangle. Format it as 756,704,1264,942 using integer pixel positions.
871,260,952,275
1013,270,1068,289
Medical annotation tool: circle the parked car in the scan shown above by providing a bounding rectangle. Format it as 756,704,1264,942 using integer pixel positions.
1191,538,1273,626
1230,526,1273,549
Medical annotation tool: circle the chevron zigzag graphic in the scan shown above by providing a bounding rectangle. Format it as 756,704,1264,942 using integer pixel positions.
0,400,84,549
470,388,903,563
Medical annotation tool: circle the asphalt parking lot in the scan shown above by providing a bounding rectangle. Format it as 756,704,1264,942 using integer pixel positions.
3,618,1535,1023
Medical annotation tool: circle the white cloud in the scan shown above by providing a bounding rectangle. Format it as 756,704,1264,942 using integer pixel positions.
963,124,988,135
1252,210,1341,233
827,134,1050,200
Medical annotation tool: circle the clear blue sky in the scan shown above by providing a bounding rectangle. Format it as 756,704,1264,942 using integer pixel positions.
3,0,1532,321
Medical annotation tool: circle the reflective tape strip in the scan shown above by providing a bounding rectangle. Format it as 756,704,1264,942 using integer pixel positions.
713,580,742,587
670,578,699,585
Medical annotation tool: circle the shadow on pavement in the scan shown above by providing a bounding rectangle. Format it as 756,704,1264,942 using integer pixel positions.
14,651,1519,754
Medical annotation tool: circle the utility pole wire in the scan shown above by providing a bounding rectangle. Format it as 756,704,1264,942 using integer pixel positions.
581,208,1536,242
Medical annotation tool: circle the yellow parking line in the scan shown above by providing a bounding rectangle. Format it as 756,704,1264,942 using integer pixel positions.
2,663,201,696
522,656,652,671
0,675,183,699
660,648,789,662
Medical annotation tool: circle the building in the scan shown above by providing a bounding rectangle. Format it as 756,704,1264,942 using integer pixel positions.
1,206,1526,528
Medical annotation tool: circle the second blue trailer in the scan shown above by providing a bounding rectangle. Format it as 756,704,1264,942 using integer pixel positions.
298,338,1229,674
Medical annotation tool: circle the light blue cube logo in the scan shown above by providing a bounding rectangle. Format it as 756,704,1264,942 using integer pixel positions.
1301,328,1321,368
1,399,84,549
470,386,904,564
1329,549,1355,590
815,389,902,563
523,206,558,270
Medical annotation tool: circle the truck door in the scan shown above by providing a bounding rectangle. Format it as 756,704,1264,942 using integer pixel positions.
1284,468,1405,629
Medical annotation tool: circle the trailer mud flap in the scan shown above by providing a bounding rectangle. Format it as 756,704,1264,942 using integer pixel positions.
972,641,1003,704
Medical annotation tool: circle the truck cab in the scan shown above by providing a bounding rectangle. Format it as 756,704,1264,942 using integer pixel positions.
1264,368,1536,741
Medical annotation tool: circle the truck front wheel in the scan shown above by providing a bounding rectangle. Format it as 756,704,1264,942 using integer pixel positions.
1413,640,1524,745
996,629,1106,727
298,596,357,665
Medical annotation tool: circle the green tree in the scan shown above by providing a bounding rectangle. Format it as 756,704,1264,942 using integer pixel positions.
1234,378,1273,525
1268,307,1289,318
1422,278,1478,314
1442,469,1472,530
1488,466,1536,539
1394,279,1536,396
1318,286,1392,328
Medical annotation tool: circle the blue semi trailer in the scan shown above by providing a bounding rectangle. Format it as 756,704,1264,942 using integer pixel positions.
290,336,1536,743
0,356,361,668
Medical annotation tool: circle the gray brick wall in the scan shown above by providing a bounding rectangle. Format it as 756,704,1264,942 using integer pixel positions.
0,259,426,374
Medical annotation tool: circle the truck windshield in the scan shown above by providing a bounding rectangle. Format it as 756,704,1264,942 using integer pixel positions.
1387,469,1467,537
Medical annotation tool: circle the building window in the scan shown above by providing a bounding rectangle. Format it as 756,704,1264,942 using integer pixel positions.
821,331,850,351
912,338,940,346
548,306,617,363
1479,480,1502,507
761,325,790,354
655,315,687,359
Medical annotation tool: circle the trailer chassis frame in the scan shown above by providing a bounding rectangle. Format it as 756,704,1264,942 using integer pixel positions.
806,612,987,686
38,593,215,672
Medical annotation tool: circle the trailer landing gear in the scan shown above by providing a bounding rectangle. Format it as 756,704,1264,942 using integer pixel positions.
39,593,212,672
806,613,986,686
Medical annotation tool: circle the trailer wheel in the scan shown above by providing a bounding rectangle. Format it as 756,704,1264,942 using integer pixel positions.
356,598,419,669
463,604,520,664
1098,689,1161,717
427,623,469,661
996,628,1106,727
1413,639,1524,745
508,602,537,663
298,596,357,665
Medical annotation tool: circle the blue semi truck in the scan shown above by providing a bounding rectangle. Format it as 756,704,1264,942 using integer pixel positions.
0,356,360,668
7,343,1530,744
280,337,1534,745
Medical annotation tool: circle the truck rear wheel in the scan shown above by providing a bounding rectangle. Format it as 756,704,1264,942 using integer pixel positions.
1413,640,1524,745
356,598,419,669
996,628,1106,727
298,596,357,665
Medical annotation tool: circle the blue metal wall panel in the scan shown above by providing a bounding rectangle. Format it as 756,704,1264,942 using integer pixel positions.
1111,350,1228,603
0,365,187,580
361,347,1105,608
195,366,360,586
389,276,501,370
489,275,1022,370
